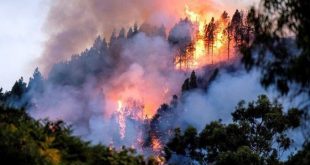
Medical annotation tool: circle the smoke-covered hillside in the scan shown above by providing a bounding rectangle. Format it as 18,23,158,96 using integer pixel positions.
1,0,310,164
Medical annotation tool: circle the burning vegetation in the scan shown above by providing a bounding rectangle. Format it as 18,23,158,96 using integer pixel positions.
2,0,310,164
102,7,253,154
5,5,254,156
172,6,250,70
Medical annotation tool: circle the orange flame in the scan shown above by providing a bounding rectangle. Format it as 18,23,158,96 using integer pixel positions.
117,100,126,139
151,136,162,152
176,4,231,70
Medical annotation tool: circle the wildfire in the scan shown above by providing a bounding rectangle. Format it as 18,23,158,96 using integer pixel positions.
177,4,230,70
99,3,237,157
117,100,126,139
151,136,162,152
185,5,204,35
215,30,224,49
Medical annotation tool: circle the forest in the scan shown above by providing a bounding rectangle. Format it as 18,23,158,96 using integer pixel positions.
1,0,310,164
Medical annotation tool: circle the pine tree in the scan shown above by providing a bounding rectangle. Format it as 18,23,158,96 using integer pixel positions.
182,78,190,92
189,71,198,89
225,22,233,59
205,17,216,63
231,10,243,47
28,68,44,94
127,27,134,38
118,28,126,39
133,23,139,35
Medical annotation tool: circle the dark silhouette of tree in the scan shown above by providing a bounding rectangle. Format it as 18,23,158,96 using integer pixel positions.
109,30,117,47
216,146,260,165
221,11,229,23
93,36,108,51
205,17,216,63
204,22,210,56
241,12,252,46
145,95,180,153
11,77,27,99
231,10,243,47
118,28,126,39
224,22,233,59
220,11,232,59
108,28,126,62
0,104,157,165
127,27,134,38
181,78,190,92
0,88,4,103
182,71,198,93
133,22,139,35
240,0,310,139
285,142,310,165
168,18,194,69
189,71,198,89
48,34,113,87
164,95,302,164
3,77,29,108
28,67,44,94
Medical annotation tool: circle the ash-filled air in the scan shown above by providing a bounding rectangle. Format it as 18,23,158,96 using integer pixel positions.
22,0,262,154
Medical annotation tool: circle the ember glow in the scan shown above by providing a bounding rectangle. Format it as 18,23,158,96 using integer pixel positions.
117,100,126,139
176,5,234,70
107,3,237,152
24,0,257,160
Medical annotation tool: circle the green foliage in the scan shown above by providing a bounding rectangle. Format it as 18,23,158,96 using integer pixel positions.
217,146,260,165
28,67,45,94
240,0,310,141
164,95,302,164
0,105,153,165
0,106,53,165
3,77,29,108
232,95,302,154
241,0,310,98
165,126,199,160
1,68,45,109
286,142,310,165
11,77,27,99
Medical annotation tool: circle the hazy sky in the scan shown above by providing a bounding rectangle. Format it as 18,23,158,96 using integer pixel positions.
0,0,257,91
0,0,49,90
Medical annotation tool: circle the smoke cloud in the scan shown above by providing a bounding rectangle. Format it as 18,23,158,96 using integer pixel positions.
177,69,266,131
39,0,257,73
30,32,186,148
26,0,263,153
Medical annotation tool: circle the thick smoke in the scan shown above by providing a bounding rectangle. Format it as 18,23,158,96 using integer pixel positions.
30,32,186,148
39,0,256,73
28,0,264,153
177,69,266,131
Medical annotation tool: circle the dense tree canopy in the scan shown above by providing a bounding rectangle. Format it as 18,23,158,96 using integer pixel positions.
2,4,310,163
164,95,303,164
0,105,158,165
241,0,310,99
240,0,310,149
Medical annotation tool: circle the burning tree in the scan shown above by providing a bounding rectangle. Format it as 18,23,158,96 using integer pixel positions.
172,7,251,70
168,18,195,70
204,17,217,63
